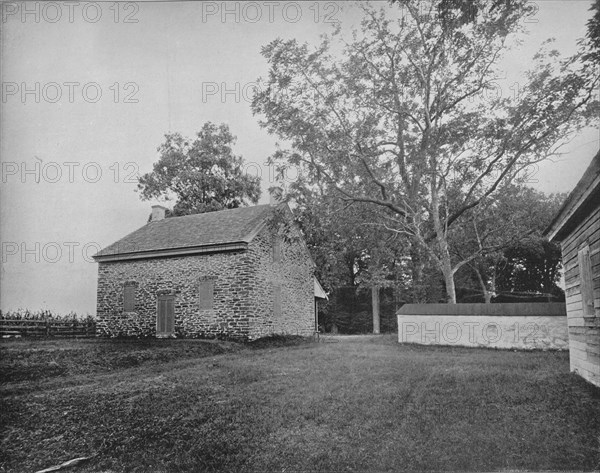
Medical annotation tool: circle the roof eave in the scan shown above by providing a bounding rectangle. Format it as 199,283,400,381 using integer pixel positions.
314,277,329,300
545,150,600,242
546,172,600,242
93,241,249,262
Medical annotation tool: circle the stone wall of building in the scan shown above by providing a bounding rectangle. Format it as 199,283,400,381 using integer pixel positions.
246,224,315,339
96,220,315,339
97,250,251,338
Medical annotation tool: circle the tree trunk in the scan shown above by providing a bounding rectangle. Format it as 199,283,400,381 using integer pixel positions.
430,169,457,304
474,267,492,303
437,238,457,303
442,266,457,304
372,285,380,334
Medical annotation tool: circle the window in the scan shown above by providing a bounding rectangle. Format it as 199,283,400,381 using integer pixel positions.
577,244,594,316
273,284,281,317
123,282,136,312
198,278,215,310
273,236,282,263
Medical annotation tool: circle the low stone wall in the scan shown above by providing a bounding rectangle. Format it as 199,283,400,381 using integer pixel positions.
397,303,568,350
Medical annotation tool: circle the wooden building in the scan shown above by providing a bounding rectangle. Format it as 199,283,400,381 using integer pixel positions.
546,150,600,387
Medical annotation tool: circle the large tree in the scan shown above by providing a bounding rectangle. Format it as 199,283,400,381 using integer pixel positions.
252,1,598,302
137,122,261,216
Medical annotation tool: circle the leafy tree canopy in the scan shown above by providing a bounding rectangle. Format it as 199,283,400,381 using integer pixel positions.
137,122,261,216
451,186,566,302
252,0,598,302
494,237,564,301
584,0,600,64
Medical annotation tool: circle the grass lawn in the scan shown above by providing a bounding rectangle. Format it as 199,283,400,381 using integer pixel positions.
1,335,599,472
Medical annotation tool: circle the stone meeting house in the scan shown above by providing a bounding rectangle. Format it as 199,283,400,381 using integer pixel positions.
93,198,324,339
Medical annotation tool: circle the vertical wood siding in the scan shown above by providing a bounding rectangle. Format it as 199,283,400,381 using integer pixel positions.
561,204,600,387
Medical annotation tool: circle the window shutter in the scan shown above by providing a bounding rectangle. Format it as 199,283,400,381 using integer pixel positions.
273,284,281,317
166,298,174,333
123,284,136,311
198,279,214,310
157,298,166,333
578,244,594,316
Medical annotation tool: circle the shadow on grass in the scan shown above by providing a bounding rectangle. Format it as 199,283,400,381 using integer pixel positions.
0,335,316,383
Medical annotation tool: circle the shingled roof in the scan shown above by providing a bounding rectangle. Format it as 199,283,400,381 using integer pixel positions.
93,204,275,262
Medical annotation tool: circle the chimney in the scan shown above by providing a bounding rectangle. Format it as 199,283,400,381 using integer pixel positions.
151,205,167,221
269,187,284,206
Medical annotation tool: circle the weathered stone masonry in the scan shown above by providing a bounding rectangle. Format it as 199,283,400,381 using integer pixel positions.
96,223,315,339
246,225,314,338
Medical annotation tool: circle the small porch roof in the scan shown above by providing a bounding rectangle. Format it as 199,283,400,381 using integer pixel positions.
314,277,328,300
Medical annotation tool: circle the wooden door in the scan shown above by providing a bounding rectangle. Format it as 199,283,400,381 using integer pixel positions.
157,295,175,337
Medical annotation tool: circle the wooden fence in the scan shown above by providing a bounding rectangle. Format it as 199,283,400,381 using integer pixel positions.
0,319,96,338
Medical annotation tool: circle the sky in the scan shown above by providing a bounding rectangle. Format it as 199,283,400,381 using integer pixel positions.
1,0,599,315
